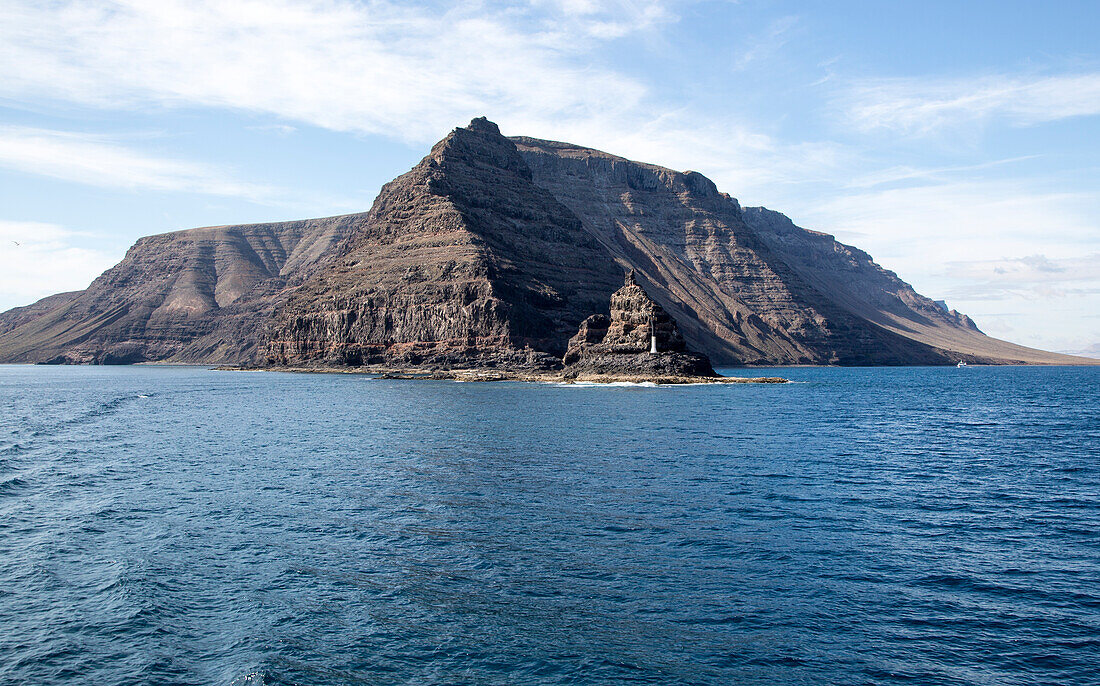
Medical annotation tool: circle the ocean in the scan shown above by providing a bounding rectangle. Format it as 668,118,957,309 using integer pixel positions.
0,364,1097,685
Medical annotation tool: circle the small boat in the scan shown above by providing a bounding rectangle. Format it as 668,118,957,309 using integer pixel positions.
957,361,968,368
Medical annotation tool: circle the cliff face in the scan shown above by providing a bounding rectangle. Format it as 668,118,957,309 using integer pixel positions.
736,206,1061,364
265,118,622,368
1,117,1093,367
512,136,1087,366
0,216,359,363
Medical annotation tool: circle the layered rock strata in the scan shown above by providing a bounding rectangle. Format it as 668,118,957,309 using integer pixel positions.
513,136,1083,365
0,216,359,363
1,117,1094,368
264,118,622,369
563,271,716,378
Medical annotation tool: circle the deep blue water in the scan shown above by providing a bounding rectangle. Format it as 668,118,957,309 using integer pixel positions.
0,365,1098,685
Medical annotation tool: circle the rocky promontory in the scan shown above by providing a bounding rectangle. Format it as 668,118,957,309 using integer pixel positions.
562,271,717,381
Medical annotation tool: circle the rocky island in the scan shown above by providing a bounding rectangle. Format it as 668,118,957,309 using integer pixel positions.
562,271,720,382
1,117,1095,376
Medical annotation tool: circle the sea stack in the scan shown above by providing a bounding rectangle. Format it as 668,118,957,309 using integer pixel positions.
563,271,717,380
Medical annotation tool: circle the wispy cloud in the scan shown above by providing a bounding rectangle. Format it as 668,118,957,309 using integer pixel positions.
0,126,359,209
0,221,118,309
731,15,798,71
0,0,833,199
0,126,278,200
843,73,1100,135
533,0,676,38
0,0,653,143
942,253,1100,301
795,179,1099,305
845,156,1040,189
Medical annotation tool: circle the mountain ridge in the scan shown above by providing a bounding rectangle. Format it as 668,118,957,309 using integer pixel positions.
2,118,1093,367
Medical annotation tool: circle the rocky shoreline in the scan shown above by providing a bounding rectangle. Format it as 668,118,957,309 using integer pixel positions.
218,364,788,385
230,271,793,383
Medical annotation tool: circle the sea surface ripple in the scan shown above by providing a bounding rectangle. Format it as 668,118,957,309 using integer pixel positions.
0,364,1097,685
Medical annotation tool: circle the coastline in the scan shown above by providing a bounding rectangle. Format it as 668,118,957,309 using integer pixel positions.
215,365,789,384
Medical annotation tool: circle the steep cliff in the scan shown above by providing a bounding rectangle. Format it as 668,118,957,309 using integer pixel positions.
265,118,622,368
737,206,1069,364
512,136,1087,365
1,117,1092,367
0,216,359,363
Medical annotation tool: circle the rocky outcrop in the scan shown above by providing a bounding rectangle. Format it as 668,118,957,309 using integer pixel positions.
1,116,1095,367
563,271,716,378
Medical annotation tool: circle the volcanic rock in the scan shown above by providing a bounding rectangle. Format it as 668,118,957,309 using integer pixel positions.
0,216,358,364
1,117,1095,367
563,271,715,378
264,117,621,369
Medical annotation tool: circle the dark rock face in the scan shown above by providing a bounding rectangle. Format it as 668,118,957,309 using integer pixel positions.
1,116,1094,367
264,117,621,368
564,271,715,377
512,137,947,365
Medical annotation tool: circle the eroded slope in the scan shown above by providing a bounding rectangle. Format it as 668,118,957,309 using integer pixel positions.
0,215,359,363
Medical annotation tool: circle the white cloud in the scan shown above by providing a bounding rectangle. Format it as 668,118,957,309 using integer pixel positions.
843,73,1100,135
0,126,360,209
0,0,653,143
941,254,1100,301
800,180,1098,273
0,0,846,202
247,124,298,136
794,181,1100,350
844,156,1041,189
0,126,278,200
0,221,118,310
529,0,676,38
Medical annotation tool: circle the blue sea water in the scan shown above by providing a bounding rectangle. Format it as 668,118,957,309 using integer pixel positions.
0,364,1097,686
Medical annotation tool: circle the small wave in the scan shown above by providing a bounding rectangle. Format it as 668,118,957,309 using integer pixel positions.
557,381,659,388
33,393,156,437
230,670,270,686
0,475,28,495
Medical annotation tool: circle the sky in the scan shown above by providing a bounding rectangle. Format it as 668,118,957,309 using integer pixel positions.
1,0,1098,355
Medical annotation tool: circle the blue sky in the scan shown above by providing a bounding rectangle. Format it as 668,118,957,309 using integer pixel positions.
1,0,1098,354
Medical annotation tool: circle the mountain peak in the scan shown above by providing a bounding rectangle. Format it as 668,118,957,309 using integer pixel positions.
428,115,530,180
466,116,501,135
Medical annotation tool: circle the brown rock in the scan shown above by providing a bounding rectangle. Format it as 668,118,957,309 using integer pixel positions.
2,117,1095,368
563,270,716,378
264,117,621,369
0,216,358,363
